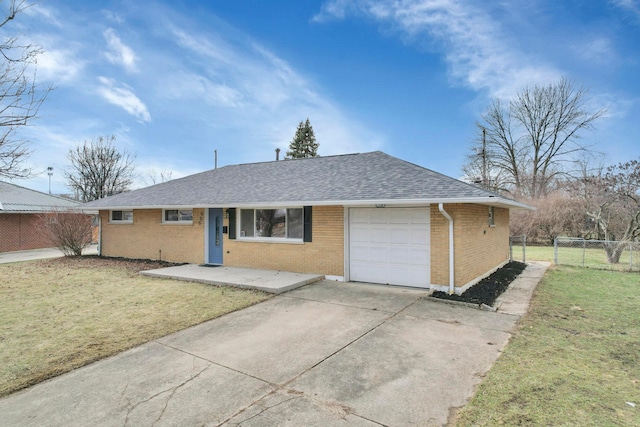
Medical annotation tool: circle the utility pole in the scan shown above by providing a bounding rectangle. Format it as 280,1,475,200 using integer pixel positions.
481,128,487,188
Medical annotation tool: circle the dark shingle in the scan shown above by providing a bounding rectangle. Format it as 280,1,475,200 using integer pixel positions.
83,151,524,208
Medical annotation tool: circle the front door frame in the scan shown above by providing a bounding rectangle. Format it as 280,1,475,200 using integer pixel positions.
207,208,224,265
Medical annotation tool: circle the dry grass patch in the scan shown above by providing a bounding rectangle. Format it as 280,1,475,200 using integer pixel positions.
0,257,270,397
454,266,640,426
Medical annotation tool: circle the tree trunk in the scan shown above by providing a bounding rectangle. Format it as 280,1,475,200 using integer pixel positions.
603,241,625,264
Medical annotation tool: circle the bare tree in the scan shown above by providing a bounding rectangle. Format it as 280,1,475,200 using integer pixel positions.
510,190,588,245
65,135,135,201
38,210,94,256
464,77,605,198
580,158,640,263
141,168,173,186
0,0,51,178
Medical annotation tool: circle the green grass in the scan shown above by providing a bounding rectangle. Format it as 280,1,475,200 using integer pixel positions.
0,257,270,397
455,267,640,426
513,244,640,271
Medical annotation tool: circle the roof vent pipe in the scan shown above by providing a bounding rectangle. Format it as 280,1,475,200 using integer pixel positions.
276,148,280,161
214,149,218,169
438,203,455,294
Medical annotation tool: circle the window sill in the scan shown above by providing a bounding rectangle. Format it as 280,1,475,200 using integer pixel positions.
237,237,304,245
109,221,133,225
162,221,193,226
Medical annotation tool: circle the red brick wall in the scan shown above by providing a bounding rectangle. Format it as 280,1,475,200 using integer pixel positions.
0,214,53,252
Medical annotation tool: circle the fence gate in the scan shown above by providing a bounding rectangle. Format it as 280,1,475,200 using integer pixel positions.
510,235,527,263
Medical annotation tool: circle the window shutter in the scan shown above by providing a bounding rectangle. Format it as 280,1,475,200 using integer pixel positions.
228,208,236,239
303,206,312,242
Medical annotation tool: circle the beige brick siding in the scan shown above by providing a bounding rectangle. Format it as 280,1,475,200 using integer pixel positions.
430,204,510,287
98,204,508,285
99,209,205,264
223,206,344,276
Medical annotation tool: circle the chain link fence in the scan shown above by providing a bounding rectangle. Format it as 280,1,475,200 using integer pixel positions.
554,237,640,272
509,235,527,263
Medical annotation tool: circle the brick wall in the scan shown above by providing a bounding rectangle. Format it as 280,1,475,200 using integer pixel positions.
99,209,206,264
224,205,344,276
430,204,510,287
0,214,54,252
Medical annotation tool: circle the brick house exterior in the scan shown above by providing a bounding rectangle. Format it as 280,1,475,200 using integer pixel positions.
0,182,82,253
86,152,531,293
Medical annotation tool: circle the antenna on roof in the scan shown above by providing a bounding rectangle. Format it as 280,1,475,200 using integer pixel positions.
214,149,218,169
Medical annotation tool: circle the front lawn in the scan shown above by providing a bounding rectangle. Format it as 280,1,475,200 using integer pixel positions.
0,257,270,397
454,266,640,426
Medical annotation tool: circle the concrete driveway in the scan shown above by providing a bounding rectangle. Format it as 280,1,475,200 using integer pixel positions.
0,266,545,426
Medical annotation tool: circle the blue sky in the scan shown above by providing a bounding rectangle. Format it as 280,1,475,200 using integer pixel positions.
6,0,640,195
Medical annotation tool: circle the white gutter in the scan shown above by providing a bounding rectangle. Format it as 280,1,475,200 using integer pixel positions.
82,196,534,211
438,203,455,295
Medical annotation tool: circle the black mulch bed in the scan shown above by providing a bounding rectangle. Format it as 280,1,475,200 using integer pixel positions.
431,261,527,307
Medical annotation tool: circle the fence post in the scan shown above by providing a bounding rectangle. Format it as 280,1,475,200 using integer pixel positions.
582,239,586,267
522,234,526,264
554,237,558,265
630,242,633,271
509,236,513,262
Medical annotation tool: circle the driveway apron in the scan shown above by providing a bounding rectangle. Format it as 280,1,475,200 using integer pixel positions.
0,275,535,426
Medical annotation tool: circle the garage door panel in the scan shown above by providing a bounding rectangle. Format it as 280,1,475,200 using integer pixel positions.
408,209,430,223
369,227,389,243
389,247,409,264
350,226,370,242
409,248,430,264
349,207,430,288
368,246,389,263
390,227,411,244
370,209,389,223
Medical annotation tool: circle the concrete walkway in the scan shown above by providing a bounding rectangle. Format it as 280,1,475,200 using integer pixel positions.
141,264,325,294
0,262,548,427
0,244,99,264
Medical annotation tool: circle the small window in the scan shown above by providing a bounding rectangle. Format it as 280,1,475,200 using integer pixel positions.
111,210,133,223
488,206,495,226
239,208,303,240
163,209,193,223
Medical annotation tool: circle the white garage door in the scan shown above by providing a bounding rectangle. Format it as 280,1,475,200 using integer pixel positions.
349,207,430,288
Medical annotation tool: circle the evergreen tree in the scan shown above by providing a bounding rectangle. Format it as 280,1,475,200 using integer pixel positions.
286,118,319,158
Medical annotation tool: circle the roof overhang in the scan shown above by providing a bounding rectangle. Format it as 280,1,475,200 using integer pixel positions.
84,197,534,211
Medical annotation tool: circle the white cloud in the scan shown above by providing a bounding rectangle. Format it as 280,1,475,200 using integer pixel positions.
610,0,640,16
314,0,561,99
23,3,63,27
163,23,385,156
103,28,138,73
36,48,84,83
96,77,151,122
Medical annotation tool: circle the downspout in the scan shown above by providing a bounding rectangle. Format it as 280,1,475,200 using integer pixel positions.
438,203,455,294
97,213,102,256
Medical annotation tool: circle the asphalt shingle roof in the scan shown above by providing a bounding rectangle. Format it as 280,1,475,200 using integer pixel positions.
0,181,80,212
83,151,528,209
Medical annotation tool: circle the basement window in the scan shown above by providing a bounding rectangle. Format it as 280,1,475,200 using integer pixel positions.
163,209,193,224
239,208,303,240
110,210,133,223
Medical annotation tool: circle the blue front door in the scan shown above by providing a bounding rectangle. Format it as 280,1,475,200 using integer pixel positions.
208,208,223,264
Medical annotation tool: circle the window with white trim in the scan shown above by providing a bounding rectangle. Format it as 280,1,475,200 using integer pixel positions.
110,210,133,223
239,208,303,239
488,206,495,226
163,209,193,223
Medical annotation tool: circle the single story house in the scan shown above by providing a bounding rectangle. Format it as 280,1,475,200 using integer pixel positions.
0,181,82,252
83,151,531,294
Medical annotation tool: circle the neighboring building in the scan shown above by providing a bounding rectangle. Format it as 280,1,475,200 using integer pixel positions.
0,181,81,252
83,151,532,294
